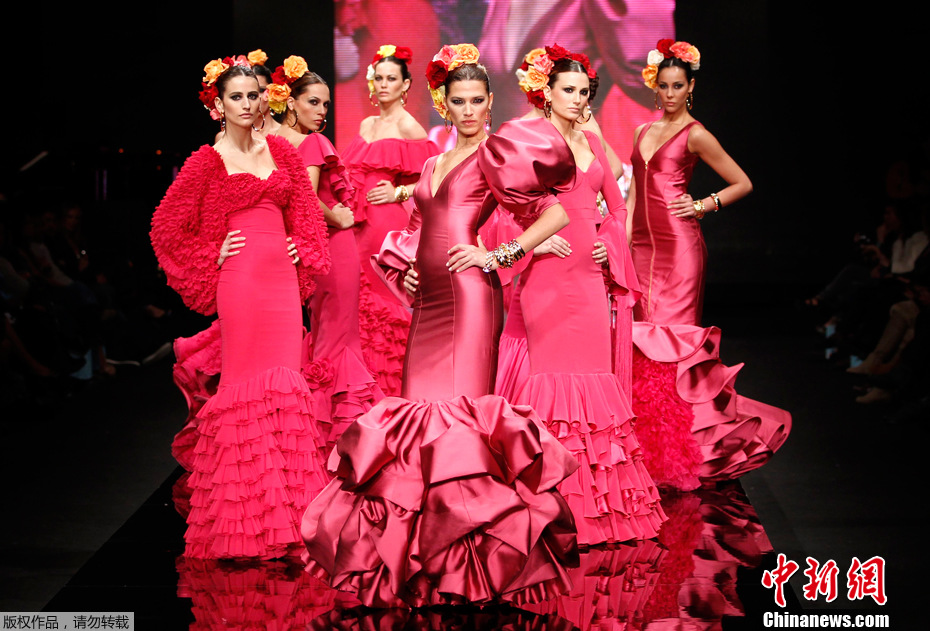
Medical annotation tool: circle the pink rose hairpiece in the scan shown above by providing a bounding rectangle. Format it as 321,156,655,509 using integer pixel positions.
425,43,481,118
642,39,701,89
267,55,310,114
199,55,252,120
515,44,595,109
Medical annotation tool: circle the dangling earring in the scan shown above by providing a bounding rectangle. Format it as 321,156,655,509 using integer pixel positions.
401,90,407,107
485,109,492,133
686,92,693,110
369,91,379,107
580,105,592,123
317,119,327,133
654,93,662,110
220,115,226,131
252,110,266,132
444,116,453,133
543,99,552,119
290,109,300,128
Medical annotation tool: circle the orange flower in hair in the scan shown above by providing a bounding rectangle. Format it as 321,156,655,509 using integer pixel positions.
203,59,229,86
247,49,268,66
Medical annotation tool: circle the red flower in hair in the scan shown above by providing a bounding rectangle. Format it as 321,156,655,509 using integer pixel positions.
425,59,448,90
545,44,571,61
527,90,547,110
198,85,218,108
271,66,287,85
657,39,676,57
392,46,414,64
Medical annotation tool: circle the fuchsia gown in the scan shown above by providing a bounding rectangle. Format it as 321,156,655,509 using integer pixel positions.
297,133,384,452
151,135,332,559
342,135,439,396
510,130,665,545
630,120,792,490
301,118,580,607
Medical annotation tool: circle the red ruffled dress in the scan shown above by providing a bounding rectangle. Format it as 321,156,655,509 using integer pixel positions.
500,129,665,545
300,118,582,607
342,136,439,396
151,135,332,559
630,121,792,490
297,133,384,453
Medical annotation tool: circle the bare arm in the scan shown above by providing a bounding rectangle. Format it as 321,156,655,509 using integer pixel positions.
669,126,752,218
307,165,354,228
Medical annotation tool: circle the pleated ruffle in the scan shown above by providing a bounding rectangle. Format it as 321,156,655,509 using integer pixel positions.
301,395,580,607
357,273,410,397
632,322,792,485
171,321,222,471
515,372,667,545
184,366,331,560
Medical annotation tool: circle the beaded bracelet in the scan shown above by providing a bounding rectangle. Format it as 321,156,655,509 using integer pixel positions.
482,240,525,273
710,192,722,211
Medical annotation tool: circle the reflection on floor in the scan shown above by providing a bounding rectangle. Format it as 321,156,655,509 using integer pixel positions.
48,468,786,629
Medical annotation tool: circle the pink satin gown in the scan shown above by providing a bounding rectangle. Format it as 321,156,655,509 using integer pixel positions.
513,130,665,545
301,118,582,607
343,135,439,396
630,120,791,490
298,133,384,452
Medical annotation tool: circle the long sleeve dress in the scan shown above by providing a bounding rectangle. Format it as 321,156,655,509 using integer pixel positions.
504,129,666,545
629,120,792,490
300,118,581,607
343,135,439,396
151,134,332,559
296,132,384,453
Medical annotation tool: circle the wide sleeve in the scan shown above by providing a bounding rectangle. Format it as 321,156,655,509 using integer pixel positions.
298,133,355,207
149,147,224,315
588,132,641,303
371,190,424,308
477,117,575,228
271,136,332,302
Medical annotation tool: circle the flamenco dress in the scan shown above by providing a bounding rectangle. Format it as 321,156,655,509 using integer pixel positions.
630,120,791,490
342,135,439,396
151,135,332,558
300,118,581,607
297,132,384,453
505,130,665,546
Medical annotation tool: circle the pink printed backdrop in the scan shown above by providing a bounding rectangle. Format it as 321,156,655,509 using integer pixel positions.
331,0,674,164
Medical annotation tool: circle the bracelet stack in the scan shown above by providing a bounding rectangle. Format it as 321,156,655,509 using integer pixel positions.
394,185,410,202
482,239,525,273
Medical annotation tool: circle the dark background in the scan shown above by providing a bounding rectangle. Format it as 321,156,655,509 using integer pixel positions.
5,1,927,295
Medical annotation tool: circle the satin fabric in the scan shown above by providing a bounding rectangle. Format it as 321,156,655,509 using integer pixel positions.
514,131,665,545
630,121,791,489
298,133,383,452
301,118,582,607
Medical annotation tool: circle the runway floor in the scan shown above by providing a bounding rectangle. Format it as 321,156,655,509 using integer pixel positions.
1,294,918,628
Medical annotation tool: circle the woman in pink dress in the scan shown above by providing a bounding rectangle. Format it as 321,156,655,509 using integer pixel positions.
301,45,579,607
344,45,439,396
267,58,384,453
504,46,665,546
629,40,791,490
151,58,331,559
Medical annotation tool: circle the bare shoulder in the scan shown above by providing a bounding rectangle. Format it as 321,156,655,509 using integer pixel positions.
686,123,722,153
398,113,429,140
358,116,377,135
633,122,648,143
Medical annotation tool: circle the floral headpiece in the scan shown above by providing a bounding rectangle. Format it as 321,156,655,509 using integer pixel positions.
424,43,481,118
642,39,700,89
366,44,413,93
247,49,268,67
199,55,251,120
266,55,311,114
515,44,595,109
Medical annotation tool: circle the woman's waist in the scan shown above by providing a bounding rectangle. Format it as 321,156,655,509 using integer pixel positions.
227,200,287,232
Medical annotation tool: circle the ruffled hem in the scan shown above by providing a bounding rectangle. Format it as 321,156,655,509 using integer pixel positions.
302,346,384,453
301,395,580,607
515,372,667,545
171,322,223,471
357,273,410,397
494,332,530,401
184,366,331,560
632,322,792,485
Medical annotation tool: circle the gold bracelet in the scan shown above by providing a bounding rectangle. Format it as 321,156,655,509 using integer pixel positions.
710,192,722,211
394,185,409,202
692,198,705,219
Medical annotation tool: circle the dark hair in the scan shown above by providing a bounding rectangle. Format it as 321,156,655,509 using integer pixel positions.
375,56,412,82
547,59,594,98
252,64,273,84
656,56,694,83
444,62,490,94
291,71,328,98
215,65,258,98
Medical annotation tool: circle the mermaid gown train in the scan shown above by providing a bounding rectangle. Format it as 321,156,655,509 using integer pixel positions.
630,120,792,490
